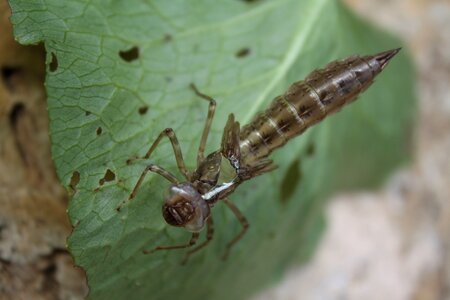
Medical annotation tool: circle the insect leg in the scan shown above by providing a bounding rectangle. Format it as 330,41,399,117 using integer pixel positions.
190,83,216,167
143,232,200,254
128,164,179,201
181,217,214,265
117,164,179,211
222,198,249,260
127,128,190,180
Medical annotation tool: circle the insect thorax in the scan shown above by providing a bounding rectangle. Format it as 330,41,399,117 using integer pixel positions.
193,151,240,201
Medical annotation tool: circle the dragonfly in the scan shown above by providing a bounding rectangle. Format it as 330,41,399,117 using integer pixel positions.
121,48,401,264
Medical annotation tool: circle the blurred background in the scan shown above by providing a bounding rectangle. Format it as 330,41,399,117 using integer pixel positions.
255,0,450,299
0,0,449,299
0,0,88,298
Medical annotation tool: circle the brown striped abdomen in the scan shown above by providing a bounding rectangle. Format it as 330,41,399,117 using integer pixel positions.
239,49,400,164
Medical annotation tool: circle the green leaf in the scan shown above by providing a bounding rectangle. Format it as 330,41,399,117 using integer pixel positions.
9,0,416,299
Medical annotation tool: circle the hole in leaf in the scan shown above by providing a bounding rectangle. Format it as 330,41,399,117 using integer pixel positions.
138,106,148,115
279,159,302,204
236,48,251,58
104,169,116,182
119,46,139,62
99,169,116,186
126,156,138,165
69,171,80,192
49,52,58,72
96,127,102,135
85,111,91,116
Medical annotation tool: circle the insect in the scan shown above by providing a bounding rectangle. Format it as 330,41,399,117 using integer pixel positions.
121,48,400,264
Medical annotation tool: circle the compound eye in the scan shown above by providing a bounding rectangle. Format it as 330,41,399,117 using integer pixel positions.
162,205,181,226
162,200,194,227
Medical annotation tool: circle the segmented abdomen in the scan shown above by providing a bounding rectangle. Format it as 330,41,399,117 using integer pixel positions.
239,49,399,164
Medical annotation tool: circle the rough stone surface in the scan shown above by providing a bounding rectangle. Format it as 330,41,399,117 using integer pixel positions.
0,1,87,299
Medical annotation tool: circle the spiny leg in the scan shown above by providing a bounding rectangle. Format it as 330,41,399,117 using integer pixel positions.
222,198,249,260
190,83,216,167
129,164,179,201
181,217,214,265
117,164,178,211
143,232,200,254
127,128,190,180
